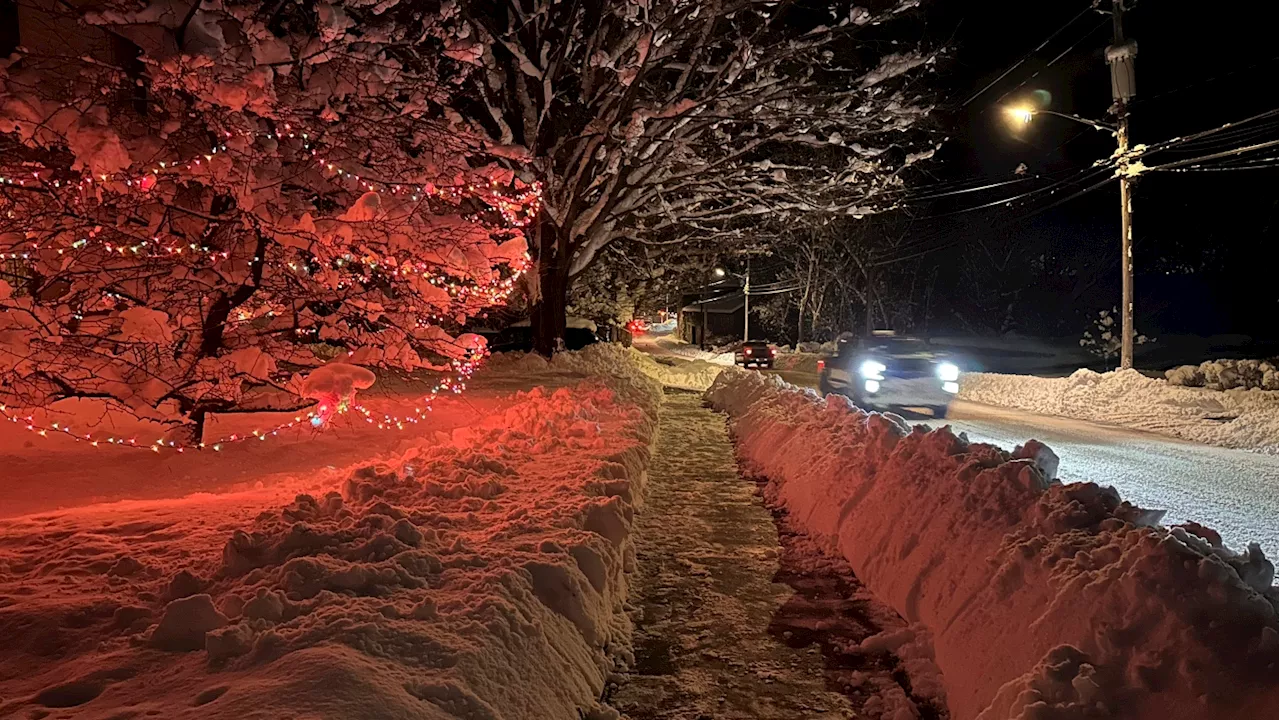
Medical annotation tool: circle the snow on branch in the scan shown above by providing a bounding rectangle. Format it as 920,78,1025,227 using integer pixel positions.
433,0,940,281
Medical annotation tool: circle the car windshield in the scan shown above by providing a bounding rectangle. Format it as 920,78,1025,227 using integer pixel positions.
867,338,929,356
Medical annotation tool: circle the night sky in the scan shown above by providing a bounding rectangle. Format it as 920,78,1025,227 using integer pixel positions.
913,0,1277,341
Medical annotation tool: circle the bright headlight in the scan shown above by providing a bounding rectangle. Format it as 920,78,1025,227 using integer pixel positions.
859,360,886,379
936,362,960,382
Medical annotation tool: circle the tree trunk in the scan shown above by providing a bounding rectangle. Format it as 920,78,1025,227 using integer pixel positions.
530,216,569,357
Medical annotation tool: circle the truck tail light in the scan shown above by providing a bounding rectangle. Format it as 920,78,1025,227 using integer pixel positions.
817,359,825,372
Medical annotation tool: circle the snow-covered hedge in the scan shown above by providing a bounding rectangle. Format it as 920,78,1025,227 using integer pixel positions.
0,349,663,719
958,368,1279,453
706,370,1277,720
1166,359,1279,391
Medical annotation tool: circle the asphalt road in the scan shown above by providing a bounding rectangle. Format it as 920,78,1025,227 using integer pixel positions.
765,368,1279,561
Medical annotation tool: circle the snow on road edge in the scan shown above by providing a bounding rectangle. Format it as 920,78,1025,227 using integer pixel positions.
0,345,664,720
958,368,1279,453
706,369,1278,720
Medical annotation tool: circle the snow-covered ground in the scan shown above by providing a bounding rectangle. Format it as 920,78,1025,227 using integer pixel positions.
486,344,725,393
707,369,1278,720
0,345,663,719
631,332,735,366
958,368,1279,453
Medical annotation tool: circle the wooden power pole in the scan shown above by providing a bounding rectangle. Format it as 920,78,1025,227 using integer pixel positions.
1108,0,1138,368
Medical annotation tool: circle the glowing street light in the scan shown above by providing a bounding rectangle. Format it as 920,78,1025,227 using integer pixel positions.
712,267,727,278
1006,105,1035,125
1002,105,1115,132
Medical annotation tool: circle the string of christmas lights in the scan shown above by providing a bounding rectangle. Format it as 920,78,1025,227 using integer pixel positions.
0,123,539,456
0,124,543,229
0,351,488,453
0,402,320,453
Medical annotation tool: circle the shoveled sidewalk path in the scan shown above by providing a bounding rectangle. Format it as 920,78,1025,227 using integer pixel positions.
609,388,943,719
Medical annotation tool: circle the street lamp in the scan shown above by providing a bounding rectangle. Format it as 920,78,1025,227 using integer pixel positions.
1003,105,1116,132
1003,101,1135,370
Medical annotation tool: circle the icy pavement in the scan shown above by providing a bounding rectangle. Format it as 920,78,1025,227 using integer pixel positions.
609,389,939,719
943,400,1279,561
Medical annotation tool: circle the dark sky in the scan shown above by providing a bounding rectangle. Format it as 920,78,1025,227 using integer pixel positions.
911,0,1278,340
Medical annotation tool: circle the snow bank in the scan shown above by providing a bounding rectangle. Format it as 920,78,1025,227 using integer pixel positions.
773,350,822,374
959,368,1279,453
484,343,724,392
0,354,662,719
706,370,1278,720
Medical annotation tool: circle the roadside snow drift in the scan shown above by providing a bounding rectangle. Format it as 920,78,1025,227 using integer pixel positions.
707,370,1278,720
485,343,724,392
0,348,661,719
959,368,1279,453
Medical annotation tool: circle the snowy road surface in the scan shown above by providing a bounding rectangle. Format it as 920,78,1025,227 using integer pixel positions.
766,368,1279,561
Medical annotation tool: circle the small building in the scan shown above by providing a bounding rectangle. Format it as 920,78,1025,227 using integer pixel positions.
678,293,745,346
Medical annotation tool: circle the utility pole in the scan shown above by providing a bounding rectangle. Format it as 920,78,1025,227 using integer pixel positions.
742,258,750,342
1108,0,1138,368
700,294,708,350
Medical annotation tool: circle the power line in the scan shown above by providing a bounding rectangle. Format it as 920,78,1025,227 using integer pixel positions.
1140,140,1279,173
1131,57,1280,109
1133,109,1279,157
905,175,1040,201
987,17,1112,111
961,3,1097,107
895,162,1115,224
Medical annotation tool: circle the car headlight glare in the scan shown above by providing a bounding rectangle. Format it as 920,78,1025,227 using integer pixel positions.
936,362,960,382
859,360,886,379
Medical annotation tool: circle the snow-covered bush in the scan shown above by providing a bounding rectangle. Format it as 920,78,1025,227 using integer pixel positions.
1079,307,1152,360
1166,359,1279,391
0,0,536,438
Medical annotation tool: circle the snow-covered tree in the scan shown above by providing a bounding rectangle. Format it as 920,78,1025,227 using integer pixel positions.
0,0,536,442
567,239,721,326
1080,308,1151,362
435,0,938,354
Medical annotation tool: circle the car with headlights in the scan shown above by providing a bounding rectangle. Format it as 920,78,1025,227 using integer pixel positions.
817,333,960,417
735,340,776,369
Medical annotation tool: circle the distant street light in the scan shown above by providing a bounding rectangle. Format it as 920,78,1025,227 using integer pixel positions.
712,267,727,278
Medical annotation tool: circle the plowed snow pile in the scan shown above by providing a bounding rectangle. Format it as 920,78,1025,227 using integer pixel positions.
0,350,661,719
959,368,1279,453
707,370,1278,720
484,343,724,391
